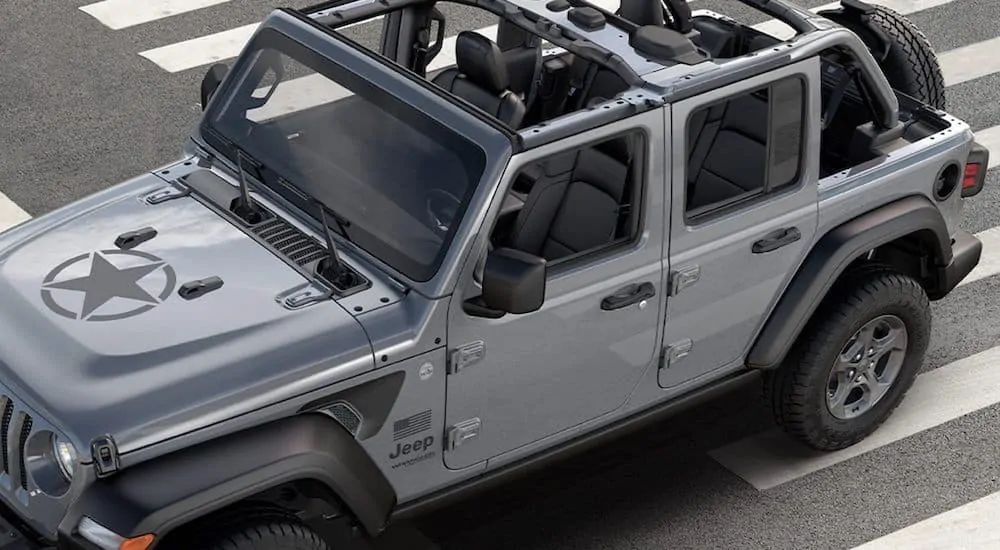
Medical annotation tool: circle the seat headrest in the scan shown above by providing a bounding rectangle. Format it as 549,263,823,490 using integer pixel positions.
455,31,510,94
619,0,665,27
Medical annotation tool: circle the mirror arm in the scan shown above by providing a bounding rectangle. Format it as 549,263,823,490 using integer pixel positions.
463,296,506,319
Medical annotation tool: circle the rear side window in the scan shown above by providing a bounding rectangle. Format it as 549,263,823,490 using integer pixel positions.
684,76,805,220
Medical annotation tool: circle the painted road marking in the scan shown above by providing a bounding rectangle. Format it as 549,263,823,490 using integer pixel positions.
0,192,30,233
708,344,1000,491
752,0,959,39
958,226,1000,289
940,36,1000,87
850,490,1000,549
139,22,261,73
79,0,232,30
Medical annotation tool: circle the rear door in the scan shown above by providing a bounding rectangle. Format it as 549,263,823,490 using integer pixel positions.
659,57,821,389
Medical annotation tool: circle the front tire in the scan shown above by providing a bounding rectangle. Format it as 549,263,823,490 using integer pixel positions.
160,505,333,550
201,519,330,550
767,265,931,451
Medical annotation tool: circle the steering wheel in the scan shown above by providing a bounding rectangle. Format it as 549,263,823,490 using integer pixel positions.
426,188,461,235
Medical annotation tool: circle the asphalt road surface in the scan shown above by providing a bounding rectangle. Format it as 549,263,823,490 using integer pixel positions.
3,0,1000,548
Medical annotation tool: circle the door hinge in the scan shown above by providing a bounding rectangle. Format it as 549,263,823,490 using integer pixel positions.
659,339,693,369
668,265,700,296
446,418,481,450
448,340,485,374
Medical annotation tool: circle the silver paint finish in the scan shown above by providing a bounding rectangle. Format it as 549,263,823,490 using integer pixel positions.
659,57,821,389
443,110,667,471
0,171,376,456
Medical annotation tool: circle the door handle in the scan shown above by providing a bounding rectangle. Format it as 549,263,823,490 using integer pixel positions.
752,227,801,254
601,282,656,311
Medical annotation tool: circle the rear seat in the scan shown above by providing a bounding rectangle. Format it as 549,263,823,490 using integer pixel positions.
685,91,769,210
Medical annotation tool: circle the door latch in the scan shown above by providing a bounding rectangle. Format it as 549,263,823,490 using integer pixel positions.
446,418,481,450
669,266,700,296
449,340,485,374
660,339,693,369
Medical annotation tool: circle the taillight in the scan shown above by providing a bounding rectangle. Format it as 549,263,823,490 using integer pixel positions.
963,163,980,190
961,141,989,198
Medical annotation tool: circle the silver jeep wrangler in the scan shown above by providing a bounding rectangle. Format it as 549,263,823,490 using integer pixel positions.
0,0,987,548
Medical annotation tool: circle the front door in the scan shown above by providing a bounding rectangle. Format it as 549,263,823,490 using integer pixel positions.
658,57,821,389
443,111,667,471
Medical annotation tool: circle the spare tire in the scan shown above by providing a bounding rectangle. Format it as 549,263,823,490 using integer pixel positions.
821,3,946,110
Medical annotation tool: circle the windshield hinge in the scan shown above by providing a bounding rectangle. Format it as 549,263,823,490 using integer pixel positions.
90,435,120,478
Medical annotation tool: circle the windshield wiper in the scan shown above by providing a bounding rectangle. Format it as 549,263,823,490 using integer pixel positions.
313,200,361,290
231,148,267,224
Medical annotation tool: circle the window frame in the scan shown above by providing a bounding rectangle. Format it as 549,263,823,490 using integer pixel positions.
486,127,649,279
681,73,808,226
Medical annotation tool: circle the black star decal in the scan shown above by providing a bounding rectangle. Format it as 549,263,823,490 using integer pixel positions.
42,252,165,319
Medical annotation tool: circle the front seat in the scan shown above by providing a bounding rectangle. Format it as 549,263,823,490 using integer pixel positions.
432,31,527,128
506,147,629,260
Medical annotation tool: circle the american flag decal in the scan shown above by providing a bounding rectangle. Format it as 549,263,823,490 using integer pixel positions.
393,409,433,441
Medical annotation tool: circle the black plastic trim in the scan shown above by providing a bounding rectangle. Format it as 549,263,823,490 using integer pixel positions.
391,369,761,520
746,194,953,370
114,227,158,250
58,414,397,542
933,229,982,299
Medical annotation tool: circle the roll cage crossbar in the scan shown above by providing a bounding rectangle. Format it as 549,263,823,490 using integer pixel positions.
288,0,899,145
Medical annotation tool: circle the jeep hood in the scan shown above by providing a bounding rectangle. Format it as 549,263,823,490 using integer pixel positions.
0,173,375,454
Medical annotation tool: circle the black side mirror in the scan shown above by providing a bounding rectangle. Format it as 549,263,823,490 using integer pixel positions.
480,247,546,314
200,63,230,110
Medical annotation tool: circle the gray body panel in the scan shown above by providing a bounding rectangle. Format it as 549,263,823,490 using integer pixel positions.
443,110,668,471
659,57,820,389
0,172,376,456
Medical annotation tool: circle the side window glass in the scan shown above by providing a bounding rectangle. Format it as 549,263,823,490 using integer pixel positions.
684,76,805,220
483,131,645,274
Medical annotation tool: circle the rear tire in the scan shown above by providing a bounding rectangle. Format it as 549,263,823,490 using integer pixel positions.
766,265,931,451
827,4,946,109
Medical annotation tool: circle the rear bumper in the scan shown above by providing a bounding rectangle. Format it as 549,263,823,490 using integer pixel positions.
931,229,982,299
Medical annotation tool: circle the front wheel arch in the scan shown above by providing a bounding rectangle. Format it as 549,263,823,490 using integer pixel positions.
58,414,396,546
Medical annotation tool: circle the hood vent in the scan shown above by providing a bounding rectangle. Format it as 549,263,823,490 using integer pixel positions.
248,215,370,297
252,217,328,267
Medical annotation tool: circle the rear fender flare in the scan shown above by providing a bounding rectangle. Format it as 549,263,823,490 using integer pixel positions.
58,414,396,542
746,194,951,370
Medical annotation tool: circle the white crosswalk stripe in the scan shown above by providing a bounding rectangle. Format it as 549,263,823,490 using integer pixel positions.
79,0,232,29
15,0,1000,546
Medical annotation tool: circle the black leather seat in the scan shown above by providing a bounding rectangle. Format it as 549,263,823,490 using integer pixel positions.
432,31,527,128
506,147,629,260
686,91,769,210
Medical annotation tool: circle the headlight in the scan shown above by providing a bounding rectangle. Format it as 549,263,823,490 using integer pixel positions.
53,434,78,480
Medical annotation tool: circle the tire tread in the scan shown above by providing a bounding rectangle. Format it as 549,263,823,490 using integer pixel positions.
767,264,930,450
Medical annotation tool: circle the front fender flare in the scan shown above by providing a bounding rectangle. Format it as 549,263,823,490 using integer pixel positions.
58,414,396,542
746,194,952,370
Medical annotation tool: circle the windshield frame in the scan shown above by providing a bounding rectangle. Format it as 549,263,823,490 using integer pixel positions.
191,8,516,295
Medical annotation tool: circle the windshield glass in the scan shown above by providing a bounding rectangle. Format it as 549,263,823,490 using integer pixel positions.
201,28,488,283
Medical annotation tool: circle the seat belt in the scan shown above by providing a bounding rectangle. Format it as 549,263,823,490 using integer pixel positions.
554,58,597,115
523,37,544,117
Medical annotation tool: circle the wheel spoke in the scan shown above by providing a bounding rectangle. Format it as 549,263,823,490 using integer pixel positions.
825,314,910,420
827,379,853,418
871,325,907,361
